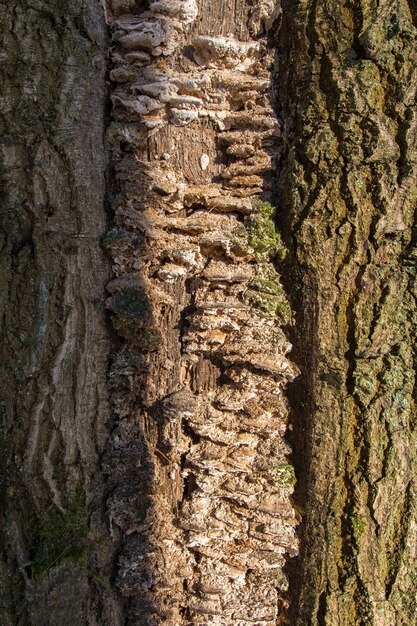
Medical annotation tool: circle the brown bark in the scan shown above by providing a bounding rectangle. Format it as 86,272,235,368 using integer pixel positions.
0,1,123,623
105,1,298,623
278,1,417,624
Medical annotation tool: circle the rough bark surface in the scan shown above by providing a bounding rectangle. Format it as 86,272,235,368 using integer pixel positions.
0,1,123,624
105,0,298,623
278,1,417,624
2,0,417,625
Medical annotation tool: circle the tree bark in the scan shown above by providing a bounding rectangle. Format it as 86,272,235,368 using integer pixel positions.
278,1,417,624
1,1,417,625
0,1,123,623
105,1,298,623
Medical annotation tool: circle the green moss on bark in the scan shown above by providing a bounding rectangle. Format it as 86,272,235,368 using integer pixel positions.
31,488,88,580
279,1,417,624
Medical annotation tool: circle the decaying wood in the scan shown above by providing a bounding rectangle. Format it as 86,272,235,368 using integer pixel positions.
105,0,298,623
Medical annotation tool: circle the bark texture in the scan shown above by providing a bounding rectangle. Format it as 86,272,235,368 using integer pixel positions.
278,1,417,624
2,0,417,624
105,0,298,623
0,1,123,624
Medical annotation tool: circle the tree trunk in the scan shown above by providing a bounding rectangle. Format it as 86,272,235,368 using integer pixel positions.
1,1,417,625
0,1,123,623
278,1,417,624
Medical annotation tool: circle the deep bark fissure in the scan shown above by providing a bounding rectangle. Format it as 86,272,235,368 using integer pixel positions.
103,1,301,623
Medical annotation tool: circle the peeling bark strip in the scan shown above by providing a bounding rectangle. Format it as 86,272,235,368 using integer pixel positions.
279,1,417,624
105,0,299,623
